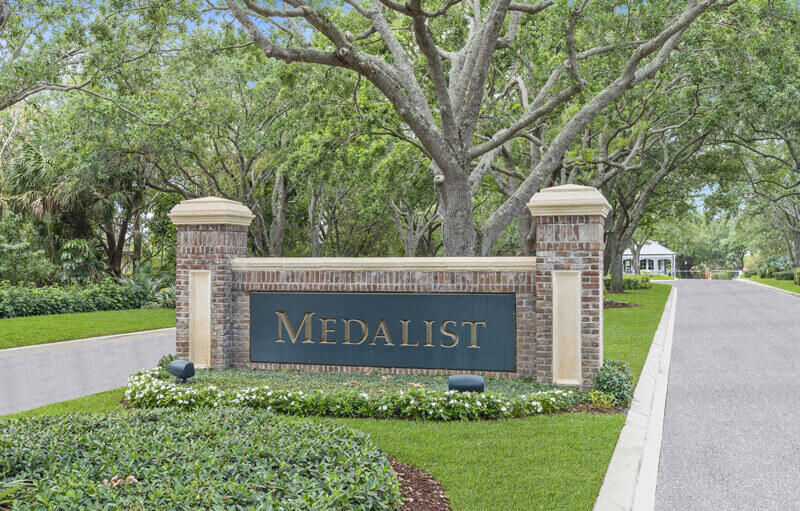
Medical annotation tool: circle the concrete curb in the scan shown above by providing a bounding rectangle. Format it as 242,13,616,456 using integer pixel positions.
736,277,800,299
0,328,176,357
593,285,677,511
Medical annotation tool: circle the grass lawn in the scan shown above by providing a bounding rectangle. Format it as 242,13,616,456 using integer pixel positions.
648,274,675,280
0,308,176,350
745,277,800,295
1,388,126,420
329,413,624,511
605,284,672,383
1,286,670,510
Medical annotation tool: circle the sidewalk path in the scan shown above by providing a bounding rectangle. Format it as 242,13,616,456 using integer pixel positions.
0,328,175,416
655,280,800,510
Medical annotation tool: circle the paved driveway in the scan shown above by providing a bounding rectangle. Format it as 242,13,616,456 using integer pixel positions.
0,329,175,416
656,280,800,510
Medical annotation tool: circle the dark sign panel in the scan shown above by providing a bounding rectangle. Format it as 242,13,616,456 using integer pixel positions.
250,292,516,371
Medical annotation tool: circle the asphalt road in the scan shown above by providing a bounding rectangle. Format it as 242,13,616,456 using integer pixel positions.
655,280,800,511
0,328,175,416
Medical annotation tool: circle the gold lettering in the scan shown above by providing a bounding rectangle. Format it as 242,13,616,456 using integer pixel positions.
424,320,435,347
440,320,459,348
319,318,337,344
462,321,486,349
343,319,368,344
369,319,395,346
399,320,418,346
275,311,314,343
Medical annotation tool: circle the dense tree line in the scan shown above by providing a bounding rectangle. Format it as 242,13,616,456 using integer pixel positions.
0,0,798,291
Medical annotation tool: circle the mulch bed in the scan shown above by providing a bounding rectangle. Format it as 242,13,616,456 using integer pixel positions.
391,459,451,511
604,300,643,309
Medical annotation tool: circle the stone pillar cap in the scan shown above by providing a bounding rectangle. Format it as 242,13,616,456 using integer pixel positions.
169,197,255,226
527,184,611,218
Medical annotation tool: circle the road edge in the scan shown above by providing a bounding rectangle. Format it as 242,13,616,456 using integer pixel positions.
736,277,800,299
0,327,176,357
593,284,677,511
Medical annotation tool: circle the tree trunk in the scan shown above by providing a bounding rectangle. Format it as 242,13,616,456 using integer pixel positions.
269,173,289,257
309,185,322,257
792,230,800,269
401,233,420,257
632,244,642,274
438,169,475,256
517,209,535,256
606,230,624,293
132,216,143,272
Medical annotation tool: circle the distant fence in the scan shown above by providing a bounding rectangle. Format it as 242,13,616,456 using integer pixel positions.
675,269,741,280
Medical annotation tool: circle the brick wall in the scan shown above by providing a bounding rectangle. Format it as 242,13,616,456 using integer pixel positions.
172,187,609,389
229,269,536,378
534,215,605,388
175,224,248,368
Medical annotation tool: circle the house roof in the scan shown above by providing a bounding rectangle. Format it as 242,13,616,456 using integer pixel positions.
623,240,677,257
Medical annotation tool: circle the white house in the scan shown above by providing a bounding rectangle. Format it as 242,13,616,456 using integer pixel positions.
622,241,677,277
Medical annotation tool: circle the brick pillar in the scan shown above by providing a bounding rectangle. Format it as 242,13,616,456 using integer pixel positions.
527,185,611,389
169,197,254,368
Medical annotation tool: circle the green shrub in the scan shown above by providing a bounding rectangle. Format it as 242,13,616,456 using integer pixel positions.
603,274,651,291
125,369,577,421
593,360,633,407
775,270,795,281
756,255,792,279
0,409,402,511
710,271,736,280
795,268,800,286
0,279,149,319
589,390,616,410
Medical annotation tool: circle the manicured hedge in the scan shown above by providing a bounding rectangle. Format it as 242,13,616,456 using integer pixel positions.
0,409,402,510
603,274,651,291
0,279,148,319
710,271,736,280
775,270,795,281
125,369,577,421
795,268,800,286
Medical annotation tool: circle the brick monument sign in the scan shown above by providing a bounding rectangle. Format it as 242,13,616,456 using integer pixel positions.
169,185,610,389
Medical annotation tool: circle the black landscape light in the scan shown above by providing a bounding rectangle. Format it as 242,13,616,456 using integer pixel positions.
168,360,195,383
448,374,484,393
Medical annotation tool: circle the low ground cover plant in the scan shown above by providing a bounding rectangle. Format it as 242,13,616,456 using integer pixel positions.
126,369,578,420
0,409,401,510
180,367,561,396
603,274,651,291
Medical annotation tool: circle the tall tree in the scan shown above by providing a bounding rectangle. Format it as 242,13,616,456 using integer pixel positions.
219,0,732,255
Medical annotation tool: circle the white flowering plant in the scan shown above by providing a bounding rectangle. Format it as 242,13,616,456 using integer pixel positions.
125,369,577,421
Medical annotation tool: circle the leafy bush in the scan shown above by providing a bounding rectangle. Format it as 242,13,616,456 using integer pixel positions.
125,369,577,421
156,353,177,378
0,409,402,510
59,239,103,284
145,284,176,309
774,270,795,281
756,255,792,278
593,360,633,407
795,268,800,286
603,274,651,291
0,279,148,319
0,213,56,286
710,271,736,280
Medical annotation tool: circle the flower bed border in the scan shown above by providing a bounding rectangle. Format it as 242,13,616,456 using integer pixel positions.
125,369,577,421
